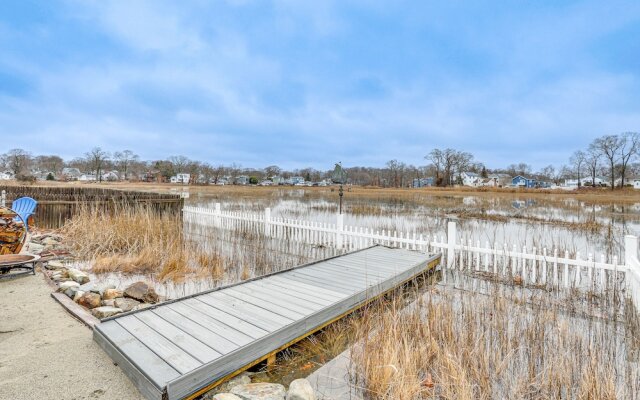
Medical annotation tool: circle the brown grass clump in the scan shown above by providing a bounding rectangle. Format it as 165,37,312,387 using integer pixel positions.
63,205,218,282
351,286,639,399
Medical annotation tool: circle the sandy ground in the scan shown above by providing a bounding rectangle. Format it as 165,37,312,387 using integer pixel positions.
0,272,144,400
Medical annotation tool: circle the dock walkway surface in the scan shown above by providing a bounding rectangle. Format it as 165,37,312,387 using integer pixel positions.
94,245,441,400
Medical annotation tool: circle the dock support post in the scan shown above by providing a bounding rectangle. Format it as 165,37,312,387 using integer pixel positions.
336,213,344,249
0,190,5,207
264,207,271,237
447,221,456,269
266,353,276,370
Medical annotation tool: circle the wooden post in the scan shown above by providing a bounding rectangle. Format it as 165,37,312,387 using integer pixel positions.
336,213,344,249
447,221,456,269
1,190,5,207
214,203,221,228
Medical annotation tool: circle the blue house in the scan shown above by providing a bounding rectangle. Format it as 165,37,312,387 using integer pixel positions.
512,175,537,188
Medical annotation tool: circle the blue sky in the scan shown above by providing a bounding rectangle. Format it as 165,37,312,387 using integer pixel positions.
1,1,639,170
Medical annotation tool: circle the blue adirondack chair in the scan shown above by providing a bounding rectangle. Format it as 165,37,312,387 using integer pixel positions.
11,197,37,232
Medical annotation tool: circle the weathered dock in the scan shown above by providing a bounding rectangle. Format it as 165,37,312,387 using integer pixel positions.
94,245,441,400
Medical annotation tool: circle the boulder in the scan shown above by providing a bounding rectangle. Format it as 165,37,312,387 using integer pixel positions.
76,292,101,309
27,243,44,254
46,260,65,270
73,290,85,302
101,299,115,307
231,383,286,400
64,286,79,299
68,268,90,284
42,237,60,246
96,283,116,296
58,281,80,292
213,394,244,400
91,306,123,319
286,379,315,400
124,282,159,303
212,372,252,394
102,288,124,300
114,297,140,312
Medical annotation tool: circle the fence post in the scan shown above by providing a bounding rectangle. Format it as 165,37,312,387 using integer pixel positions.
336,213,344,249
625,235,640,311
264,207,271,236
214,203,221,228
447,221,456,268
0,190,5,207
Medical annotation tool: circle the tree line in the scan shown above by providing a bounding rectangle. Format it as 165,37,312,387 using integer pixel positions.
1,131,638,188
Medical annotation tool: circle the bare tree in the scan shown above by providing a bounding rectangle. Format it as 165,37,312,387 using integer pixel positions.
569,150,586,187
85,147,110,182
35,155,64,175
5,149,32,176
168,155,190,173
585,147,601,187
619,132,639,188
591,135,623,190
113,150,139,180
426,149,444,186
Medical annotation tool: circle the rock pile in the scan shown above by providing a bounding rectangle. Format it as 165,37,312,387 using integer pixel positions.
27,233,71,259
44,260,159,319
204,374,315,400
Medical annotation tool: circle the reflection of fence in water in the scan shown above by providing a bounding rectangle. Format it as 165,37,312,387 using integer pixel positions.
1,186,184,229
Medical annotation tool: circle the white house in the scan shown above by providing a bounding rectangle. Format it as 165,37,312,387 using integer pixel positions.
633,179,640,189
79,174,97,182
565,177,607,187
61,167,82,181
170,173,190,184
0,171,14,180
460,172,480,187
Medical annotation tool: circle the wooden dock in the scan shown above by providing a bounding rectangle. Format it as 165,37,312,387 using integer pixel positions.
94,245,441,400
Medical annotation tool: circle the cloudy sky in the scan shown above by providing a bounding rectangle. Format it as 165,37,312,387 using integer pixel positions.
1,1,639,170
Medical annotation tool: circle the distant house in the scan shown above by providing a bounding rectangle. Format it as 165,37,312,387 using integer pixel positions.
62,167,82,181
512,175,536,188
0,171,14,180
412,177,434,188
290,176,305,185
487,173,511,187
79,174,97,182
170,173,190,184
234,175,249,185
634,179,640,190
460,172,480,187
102,171,120,182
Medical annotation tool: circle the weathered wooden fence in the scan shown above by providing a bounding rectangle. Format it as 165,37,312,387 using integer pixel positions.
184,204,640,309
1,186,184,228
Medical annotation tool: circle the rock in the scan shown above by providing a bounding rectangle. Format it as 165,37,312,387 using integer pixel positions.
46,260,65,270
231,383,286,400
68,268,90,284
114,297,140,312
102,288,123,300
73,290,85,302
58,281,80,292
124,282,159,303
213,394,244,400
211,373,253,394
64,286,79,299
286,379,315,400
91,306,123,319
27,243,44,254
42,237,60,246
101,299,115,307
76,292,101,309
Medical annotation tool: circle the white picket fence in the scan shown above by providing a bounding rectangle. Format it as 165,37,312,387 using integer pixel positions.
183,204,640,308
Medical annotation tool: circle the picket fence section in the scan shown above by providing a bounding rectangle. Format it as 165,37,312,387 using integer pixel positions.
183,204,640,307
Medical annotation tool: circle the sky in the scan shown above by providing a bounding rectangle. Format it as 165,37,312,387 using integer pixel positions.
1,1,639,170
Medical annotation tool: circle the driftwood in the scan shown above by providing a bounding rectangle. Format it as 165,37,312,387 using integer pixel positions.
0,207,26,255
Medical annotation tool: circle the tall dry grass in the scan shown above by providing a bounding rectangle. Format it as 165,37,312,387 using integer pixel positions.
62,205,228,282
351,284,640,399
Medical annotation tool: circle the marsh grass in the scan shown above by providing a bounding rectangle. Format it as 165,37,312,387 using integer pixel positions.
351,280,640,400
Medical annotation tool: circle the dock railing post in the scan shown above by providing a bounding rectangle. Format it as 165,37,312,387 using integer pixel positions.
0,190,5,207
214,203,221,228
625,235,640,312
264,207,271,237
336,213,344,249
447,221,456,269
